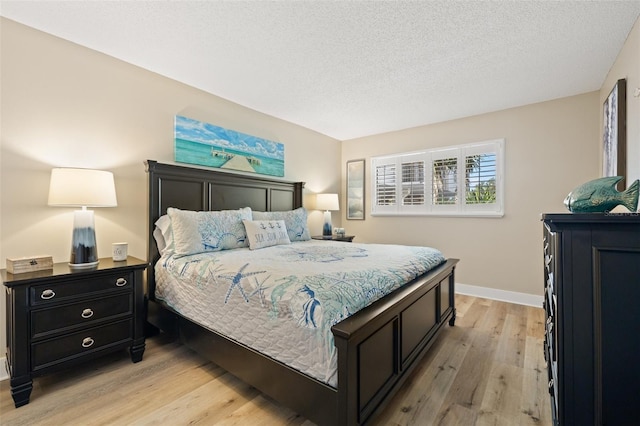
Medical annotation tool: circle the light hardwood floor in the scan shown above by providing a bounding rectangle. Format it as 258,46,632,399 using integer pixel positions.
0,295,551,425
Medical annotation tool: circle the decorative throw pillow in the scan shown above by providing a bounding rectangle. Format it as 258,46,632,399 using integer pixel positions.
243,220,291,250
167,207,252,257
252,207,311,241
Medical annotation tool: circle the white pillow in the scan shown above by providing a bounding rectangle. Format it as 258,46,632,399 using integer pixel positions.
153,215,173,255
243,219,291,250
167,207,252,257
252,207,311,241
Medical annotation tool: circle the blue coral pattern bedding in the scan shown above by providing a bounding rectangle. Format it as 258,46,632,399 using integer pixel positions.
155,240,445,387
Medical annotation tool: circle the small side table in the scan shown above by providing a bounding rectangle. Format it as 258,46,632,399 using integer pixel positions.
312,235,355,242
2,256,147,407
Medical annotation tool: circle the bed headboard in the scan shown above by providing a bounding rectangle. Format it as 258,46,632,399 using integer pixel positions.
145,160,304,298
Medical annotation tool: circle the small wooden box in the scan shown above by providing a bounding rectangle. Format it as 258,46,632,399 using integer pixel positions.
6,256,54,274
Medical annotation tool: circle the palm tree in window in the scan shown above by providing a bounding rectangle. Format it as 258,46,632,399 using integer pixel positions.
465,154,497,204
432,158,457,205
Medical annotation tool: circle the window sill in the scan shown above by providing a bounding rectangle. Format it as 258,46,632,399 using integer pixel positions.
371,211,504,218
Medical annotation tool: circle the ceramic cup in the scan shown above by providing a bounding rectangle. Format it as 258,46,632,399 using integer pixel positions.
112,242,128,261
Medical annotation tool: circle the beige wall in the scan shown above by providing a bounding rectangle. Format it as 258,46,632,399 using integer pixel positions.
601,16,640,185
0,19,341,359
342,92,601,297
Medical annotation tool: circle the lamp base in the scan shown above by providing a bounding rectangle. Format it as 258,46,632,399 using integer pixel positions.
69,260,100,270
70,209,99,266
322,210,333,237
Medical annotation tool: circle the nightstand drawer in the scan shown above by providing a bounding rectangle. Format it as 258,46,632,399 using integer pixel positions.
31,293,133,339
32,319,132,371
30,272,133,306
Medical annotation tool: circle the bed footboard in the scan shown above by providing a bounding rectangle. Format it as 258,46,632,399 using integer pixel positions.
332,258,458,425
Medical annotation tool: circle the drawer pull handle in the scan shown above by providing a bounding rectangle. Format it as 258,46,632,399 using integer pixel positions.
81,308,94,319
82,337,94,348
41,289,56,300
115,278,127,287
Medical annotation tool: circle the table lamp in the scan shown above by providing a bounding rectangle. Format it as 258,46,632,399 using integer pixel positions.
316,193,339,238
48,168,117,269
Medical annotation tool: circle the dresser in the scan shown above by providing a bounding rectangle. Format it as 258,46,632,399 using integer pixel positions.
2,256,147,407
542,214,640,425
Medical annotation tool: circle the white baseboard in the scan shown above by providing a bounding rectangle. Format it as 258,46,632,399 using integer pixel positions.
0,357,8,381
456,282,543,308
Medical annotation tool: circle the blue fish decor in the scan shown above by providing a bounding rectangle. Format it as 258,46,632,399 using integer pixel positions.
564,176,639,213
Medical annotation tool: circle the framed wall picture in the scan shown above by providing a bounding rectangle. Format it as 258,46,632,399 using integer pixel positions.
174,115,285,177
347,159,365,220
602,78,627,189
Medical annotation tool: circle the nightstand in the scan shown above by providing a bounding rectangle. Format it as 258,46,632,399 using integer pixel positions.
2,256,147,408
311,235,355,242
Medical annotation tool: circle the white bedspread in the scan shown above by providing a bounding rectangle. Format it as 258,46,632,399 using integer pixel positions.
155,240,445,387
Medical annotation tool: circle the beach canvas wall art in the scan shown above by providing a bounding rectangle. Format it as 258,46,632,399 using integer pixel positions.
175,115,285,177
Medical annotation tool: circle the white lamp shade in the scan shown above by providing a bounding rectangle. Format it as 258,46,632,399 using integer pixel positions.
48,168,117,207
316,193,339,211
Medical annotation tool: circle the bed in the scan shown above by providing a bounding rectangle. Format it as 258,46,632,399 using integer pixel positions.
145,160,459,425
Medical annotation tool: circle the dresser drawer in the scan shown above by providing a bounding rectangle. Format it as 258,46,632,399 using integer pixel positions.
31,293,132,339
32,319,132,371
30,272,133,306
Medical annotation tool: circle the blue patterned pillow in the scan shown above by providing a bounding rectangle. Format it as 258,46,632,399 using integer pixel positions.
167,207,252,257
252,207,310,241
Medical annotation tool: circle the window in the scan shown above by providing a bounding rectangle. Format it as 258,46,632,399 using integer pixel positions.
375,163,396,206
432,157,457,205
401,158,425,206
371,139,504,217
465,153,497,205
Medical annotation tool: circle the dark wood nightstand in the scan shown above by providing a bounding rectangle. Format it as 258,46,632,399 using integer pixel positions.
2,256,147,408
311,235,355,242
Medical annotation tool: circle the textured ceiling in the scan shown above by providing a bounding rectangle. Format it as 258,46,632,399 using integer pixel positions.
2,1,639,140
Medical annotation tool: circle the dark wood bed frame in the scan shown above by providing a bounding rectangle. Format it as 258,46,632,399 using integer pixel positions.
145,160,458,425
